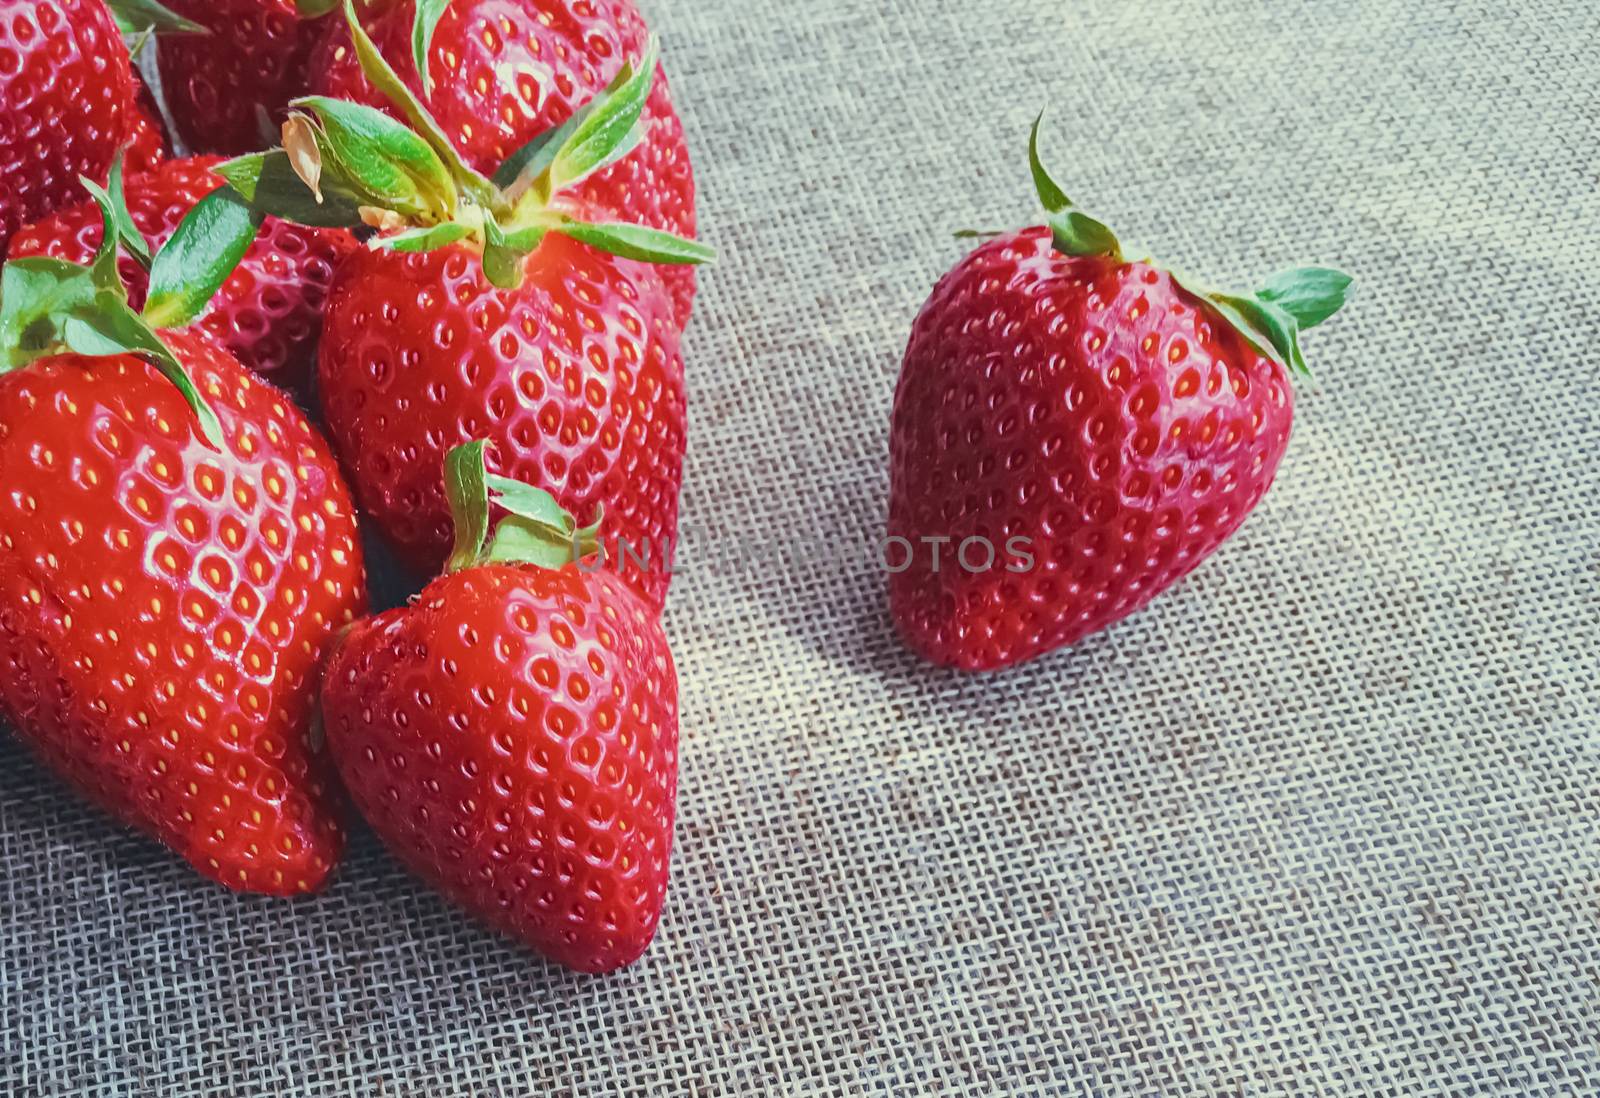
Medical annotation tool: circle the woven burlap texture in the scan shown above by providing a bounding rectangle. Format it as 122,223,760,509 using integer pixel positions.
4,0,1598,1093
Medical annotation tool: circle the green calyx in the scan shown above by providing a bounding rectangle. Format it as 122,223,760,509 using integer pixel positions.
104,0,206,35
0,152,225,448
1026,111,1352,378
443,440,602,574
190,0,713,292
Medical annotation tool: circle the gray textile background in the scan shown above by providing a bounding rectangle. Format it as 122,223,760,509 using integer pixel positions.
4,0,1599,1093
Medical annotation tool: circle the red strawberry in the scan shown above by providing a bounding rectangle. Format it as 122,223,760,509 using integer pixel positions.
0,0,134,253
124,70,171,175
0,313,367,891
9,156,356,393
322,441,679,972
888,117,1351,671
310,0,699,325
161,10,710,601
154,0,332,154
318,227,685,606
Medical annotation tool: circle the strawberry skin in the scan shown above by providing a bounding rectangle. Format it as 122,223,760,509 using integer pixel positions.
9,157,356,394
311,0,699,326
0,331,367,893
322,562,679,972
0,0,134,253
124,70,171,176
316,233,685,607
155,0,329,154
889,228,1296,671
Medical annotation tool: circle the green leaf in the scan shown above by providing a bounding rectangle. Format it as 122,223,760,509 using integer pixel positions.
0,259,98,370
106,152,153,269
340,0,494,205
493,123,564,193
1028,111,1071,214
1046,209,1122,260
376,221,472,253
484,474,599,569
1255,266,1353,331
412,0,452,99
143,188,265,330
480,212,525,289
217,150,368,228
484,474,573,526
546,36,658,193
498,46,655,210
1208,291,1308,377
0,252,225,447
61,293,226,448
104,0,205,34
295,0,340,15
214,152,270,201
549,218,715,266
487,515,584,570
441,440,598,572
292,96,456,216
444,439,492,572
74,177,130,299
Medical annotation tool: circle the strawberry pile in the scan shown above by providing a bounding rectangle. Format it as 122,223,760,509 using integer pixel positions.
0,0,704,974
0,0,1350,977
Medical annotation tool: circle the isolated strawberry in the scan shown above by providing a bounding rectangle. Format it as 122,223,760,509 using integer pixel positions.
123,70,171,175
888,117,1352,672
189,8,710,604
10,156,356,393
311,0,699,324
0,0,134,253
322,441,679,972
0,201,367,891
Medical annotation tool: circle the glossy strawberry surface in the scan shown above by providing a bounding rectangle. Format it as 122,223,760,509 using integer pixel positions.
889,228,1296,671
317,233,686,607
311,0,699,326
124,70,170,175
323,562,679,972
10,157,356,393
0,0,133,253
0,332,367,893
156,0,328,154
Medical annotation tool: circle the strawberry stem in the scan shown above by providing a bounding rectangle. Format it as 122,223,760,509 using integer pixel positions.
1026,111,1352,378
443,441,602,573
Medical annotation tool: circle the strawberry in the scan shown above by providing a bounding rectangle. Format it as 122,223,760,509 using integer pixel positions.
317,228,685,604
322,440,679,972
153,0,332,154
0,199,367,892
123,70,171,175
888,117,1352,672
181,6,711,604
0,0,134,253
10,156,356,394
310,0,699,325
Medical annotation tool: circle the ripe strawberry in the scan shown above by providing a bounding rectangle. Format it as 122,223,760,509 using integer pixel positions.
191,10,711,603
0,221,369,891
888,117,1351,672
124,70,171,175
322,441,679,972
318,225,685,606
9,156,356,394
0,0,134,253
310,0,699,325
154,0,332,154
